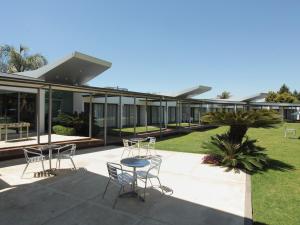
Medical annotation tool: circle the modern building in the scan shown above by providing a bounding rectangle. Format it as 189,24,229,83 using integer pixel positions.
0,51,299,149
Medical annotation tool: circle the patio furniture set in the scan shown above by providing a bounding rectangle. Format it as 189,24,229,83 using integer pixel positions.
0,122,30,142
22,143,76,177
104,137,164,208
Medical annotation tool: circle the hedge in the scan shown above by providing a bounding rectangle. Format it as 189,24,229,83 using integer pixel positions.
52,125,76,136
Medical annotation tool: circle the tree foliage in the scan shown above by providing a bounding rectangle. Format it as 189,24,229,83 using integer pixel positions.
0,44,47,73
266,84,299,103
201,110,282,172
203,134,268,172
217,91,231,99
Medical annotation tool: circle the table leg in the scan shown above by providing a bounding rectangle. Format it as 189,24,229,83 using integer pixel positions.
49,149,52,170
19,127,22,139
5,125,7,141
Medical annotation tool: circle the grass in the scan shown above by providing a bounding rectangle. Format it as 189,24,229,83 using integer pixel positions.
110,126,161,134
155,123,300,225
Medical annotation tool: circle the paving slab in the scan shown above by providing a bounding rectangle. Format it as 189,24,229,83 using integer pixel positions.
0,146,250,225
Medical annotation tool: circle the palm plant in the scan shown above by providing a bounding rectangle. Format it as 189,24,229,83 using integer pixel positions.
202,110,282,144
0,44,47,73
203,133,267,172
201,110,281,172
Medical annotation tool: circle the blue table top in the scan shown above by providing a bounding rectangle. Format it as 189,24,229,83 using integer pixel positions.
121,157,150,168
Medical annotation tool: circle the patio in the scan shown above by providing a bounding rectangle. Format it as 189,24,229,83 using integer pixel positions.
0,134,89,149
0,146,251,225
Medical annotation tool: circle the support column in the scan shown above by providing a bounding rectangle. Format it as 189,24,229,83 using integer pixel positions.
17,92,20,123
119,96,122,136
36,88,40,144
189,103,191,127
175,100,178,129
179,101,182,127
145,97,148,132
234,104,237,113
48,85,52,144
89,94,93,138
165,101,168,128
134,97,137,136
104,94,107,145
159,97,162,138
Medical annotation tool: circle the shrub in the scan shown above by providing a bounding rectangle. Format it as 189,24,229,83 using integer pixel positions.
53,112,100,136
52,125,76,136
201,110,281,172
203,133,268,173
202,155,221,165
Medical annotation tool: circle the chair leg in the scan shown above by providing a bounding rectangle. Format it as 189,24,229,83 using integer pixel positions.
70,157,76,170
156,177,161,186
143,179,148,200
21,163,29,178
41,160,45,174
113,186,123,209
102,178,111,199
56,157,59,169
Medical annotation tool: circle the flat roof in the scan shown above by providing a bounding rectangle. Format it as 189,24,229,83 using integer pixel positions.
16,52,112,85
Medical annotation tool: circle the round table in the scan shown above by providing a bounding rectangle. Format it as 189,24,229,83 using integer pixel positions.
39,144,60,174
120,157,150,201
129,137,146,148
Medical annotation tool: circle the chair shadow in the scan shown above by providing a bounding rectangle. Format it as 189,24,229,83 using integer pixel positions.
253,221,269,225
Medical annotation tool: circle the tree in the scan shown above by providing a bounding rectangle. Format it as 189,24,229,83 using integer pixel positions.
0,44,47,73
217,91,231,99
265,91,278,102
202,110,281,144
278,84,290,94
201,110,282,172
265,91,298,103
275,92,298,103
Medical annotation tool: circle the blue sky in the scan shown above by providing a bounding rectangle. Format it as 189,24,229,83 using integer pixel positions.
1,0,300,98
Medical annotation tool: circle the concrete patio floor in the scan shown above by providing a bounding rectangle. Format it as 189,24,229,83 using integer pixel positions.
0,146,251,225
0,134,88,149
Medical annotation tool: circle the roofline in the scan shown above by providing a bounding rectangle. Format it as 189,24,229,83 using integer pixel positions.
1,74,300,106
15,51,112,79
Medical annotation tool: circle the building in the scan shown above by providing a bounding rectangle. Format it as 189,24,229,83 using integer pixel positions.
0,51,299,150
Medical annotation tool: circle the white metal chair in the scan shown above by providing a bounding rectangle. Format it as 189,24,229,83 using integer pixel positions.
22,147,45,177
121,139,136,158
102,162,135,208
56,144,76,169
144,137,157,156
284,127,296,138
136,155,162,200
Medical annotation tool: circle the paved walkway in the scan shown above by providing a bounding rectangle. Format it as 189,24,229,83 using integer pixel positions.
0,146,250,225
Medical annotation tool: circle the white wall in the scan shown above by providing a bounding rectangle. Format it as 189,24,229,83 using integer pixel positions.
73,93,84,113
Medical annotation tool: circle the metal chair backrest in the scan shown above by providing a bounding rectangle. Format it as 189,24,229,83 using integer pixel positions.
106,162,122,181
59,144,76,156
123,139,129,148
23,147,42,162
149,137,156,144
23,149,30,162
150,155,162,175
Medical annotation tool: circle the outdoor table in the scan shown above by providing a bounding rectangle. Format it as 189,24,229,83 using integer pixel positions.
120,157,150,201
39,144,60,174
0,122,30,142
129,137,146,148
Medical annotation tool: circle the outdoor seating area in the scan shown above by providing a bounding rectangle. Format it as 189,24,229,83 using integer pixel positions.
0,145,250,225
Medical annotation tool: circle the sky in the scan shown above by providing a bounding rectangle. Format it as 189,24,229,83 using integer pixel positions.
1,0,300,99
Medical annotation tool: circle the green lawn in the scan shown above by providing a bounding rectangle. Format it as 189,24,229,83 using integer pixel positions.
110,126,161,134
156,123,300,225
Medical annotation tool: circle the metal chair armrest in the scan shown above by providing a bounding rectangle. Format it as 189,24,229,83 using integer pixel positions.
24,149,44,157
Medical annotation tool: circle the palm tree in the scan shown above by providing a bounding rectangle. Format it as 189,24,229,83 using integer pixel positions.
0,44,47,73
217,91,231,99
